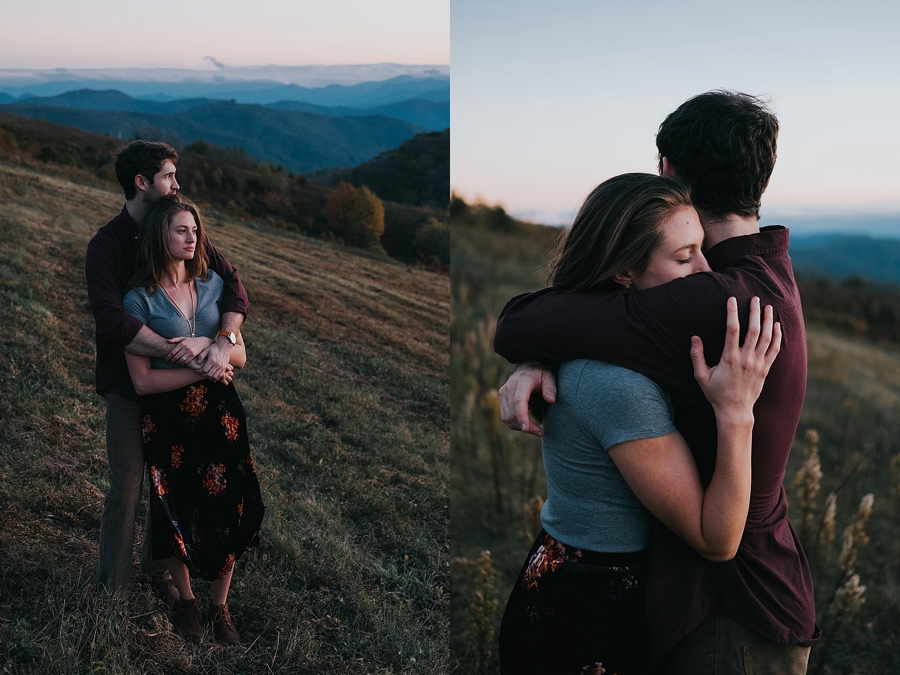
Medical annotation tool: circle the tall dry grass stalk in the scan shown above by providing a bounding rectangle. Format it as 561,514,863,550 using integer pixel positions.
837,493,874,576
469,551,500,675
793,429,823,544
812,493,875,674
523,495,545,542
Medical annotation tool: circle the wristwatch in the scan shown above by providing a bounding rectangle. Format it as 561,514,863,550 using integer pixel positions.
217,330,237,346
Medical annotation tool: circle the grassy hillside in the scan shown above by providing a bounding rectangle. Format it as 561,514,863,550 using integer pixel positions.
450,197,900,674
0,101,424,174
0,160,449,674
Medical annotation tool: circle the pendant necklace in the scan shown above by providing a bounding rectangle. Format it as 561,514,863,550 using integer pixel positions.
161,281,196,337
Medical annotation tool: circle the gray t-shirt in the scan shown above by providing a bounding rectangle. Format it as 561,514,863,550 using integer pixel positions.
123,271,224,370
540,359,677,552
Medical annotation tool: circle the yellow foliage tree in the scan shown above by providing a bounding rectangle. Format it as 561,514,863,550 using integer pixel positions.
322,181,385,250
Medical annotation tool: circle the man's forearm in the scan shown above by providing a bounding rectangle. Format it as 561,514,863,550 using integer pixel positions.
124,324,175,359
219,312,244,336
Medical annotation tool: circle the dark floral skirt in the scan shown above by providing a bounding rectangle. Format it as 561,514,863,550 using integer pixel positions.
499,530,652,675
140,380,265,581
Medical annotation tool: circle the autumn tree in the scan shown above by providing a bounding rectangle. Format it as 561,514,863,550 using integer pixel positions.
322,181,385,250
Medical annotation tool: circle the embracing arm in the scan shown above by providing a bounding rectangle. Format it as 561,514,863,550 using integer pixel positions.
608,298,780,561
125,352,210,396
495,274,733,434
609,417,753,561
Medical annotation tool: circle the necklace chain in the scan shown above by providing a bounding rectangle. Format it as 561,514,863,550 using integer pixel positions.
160,281,196,338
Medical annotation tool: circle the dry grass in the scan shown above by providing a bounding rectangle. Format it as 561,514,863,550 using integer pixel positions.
0,159,449,674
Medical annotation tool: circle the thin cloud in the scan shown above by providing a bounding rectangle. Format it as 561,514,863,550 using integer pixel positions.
204,56,226,68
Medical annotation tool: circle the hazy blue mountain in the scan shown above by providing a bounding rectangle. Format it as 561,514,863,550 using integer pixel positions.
0,93,13,103
790,234,900,284
11,89,449,130
211,75,450,107
0,101,425,173
765,212,900,238
15,89,212,114
266,98,449,131
0,74,449,108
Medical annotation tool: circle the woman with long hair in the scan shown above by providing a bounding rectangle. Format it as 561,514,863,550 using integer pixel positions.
498,174,781,675
123,194,264,646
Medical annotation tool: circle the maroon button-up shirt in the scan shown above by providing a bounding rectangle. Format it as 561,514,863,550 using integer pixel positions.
494,226,820,658
86,205,250,402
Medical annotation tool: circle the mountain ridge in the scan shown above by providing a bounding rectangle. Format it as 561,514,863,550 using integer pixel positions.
0,100,426,174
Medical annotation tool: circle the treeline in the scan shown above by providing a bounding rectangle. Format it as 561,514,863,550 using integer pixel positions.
0,112,447,267
316,129,449,209
797,275,900,346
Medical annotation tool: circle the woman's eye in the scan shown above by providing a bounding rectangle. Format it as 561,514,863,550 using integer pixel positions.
678,256,694,264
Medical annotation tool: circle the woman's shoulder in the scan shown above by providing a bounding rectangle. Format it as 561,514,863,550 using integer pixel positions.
196,269,224,295
560,360,671,415
562,359,660,393
198,269,223,286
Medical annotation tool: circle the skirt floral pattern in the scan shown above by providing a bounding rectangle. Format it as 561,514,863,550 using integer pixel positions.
499,531,652,675
141,380,265,581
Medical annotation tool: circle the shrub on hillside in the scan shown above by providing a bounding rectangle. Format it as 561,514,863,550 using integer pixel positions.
322,181,385,250
414,217,450,266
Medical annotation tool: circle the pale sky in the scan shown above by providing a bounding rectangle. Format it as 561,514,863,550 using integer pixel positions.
0,0,449,69
452,0,900,224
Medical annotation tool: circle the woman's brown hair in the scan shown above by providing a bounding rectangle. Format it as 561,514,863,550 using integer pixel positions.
548,173,693,292
129,194,209,294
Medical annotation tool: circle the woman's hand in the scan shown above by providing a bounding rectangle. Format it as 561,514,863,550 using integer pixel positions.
690,296,781,420
166,336,214,365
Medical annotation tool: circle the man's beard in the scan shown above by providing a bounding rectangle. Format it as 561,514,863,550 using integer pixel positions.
144,181,175,204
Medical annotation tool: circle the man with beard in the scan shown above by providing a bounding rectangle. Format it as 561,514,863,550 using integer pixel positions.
86,140,248,597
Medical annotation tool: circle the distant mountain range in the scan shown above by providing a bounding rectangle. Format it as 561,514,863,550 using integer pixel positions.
0,73,450,108
790,234,900,285
0,98,429,174
6,89,449,131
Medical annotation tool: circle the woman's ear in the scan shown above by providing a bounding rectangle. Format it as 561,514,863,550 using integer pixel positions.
612,271,635,289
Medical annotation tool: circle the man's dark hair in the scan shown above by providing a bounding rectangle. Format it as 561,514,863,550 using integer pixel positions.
114,141,179,200
656,90,778,220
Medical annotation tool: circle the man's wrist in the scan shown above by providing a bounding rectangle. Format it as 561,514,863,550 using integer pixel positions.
217,330,237,347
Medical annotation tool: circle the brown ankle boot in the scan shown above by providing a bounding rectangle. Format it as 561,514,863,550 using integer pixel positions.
210,603,241,645
173,597,203,642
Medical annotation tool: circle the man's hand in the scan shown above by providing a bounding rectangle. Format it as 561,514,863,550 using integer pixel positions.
499,362,558,437
194,339,233,381
166,336,214,365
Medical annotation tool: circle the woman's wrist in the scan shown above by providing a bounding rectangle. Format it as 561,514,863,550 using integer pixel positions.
713,408,755,433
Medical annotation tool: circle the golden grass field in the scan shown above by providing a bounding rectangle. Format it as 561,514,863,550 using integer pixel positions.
0,160,449,674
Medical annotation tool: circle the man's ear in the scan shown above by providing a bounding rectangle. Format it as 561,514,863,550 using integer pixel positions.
661,157,677,178
134,173,149,193
612,271,635,289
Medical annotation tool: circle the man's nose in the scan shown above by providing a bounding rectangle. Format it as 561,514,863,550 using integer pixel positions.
172,178,180,190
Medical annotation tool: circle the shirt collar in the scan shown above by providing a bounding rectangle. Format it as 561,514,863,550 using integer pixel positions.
704,226,790,271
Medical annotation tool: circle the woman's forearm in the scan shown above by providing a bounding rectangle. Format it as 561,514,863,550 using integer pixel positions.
697,411,755,561
135,367,207,396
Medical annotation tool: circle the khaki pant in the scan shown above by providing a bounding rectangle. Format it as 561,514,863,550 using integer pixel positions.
96,393,166,593
663,613,811,675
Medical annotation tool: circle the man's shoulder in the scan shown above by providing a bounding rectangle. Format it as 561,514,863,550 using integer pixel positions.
88,208,129,248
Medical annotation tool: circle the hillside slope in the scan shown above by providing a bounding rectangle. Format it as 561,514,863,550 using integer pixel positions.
0,160,449,674
314,129,450,209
